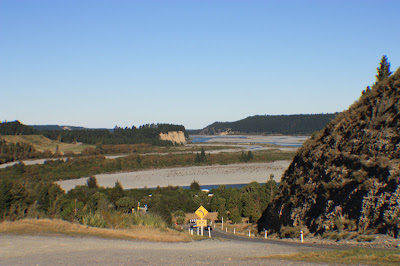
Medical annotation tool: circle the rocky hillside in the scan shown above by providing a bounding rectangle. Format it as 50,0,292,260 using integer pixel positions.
258,68,400,238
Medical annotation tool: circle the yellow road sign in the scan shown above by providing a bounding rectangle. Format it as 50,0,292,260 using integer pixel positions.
195,205,208,219
197,219,207,227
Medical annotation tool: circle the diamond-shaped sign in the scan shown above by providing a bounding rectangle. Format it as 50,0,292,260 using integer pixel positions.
195,205,208,219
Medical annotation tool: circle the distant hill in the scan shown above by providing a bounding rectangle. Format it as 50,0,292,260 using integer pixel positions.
0,120,39,135
195,113,338,135
1,121,187,146
31,125,110,131
258,68,400,238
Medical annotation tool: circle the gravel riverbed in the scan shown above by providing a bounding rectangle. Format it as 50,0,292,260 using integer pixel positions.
57,161,291,191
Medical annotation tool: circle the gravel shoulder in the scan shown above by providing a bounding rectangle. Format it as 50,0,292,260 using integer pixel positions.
0,235,325,265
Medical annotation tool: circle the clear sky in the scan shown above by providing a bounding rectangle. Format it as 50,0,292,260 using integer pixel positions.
1,0,399,129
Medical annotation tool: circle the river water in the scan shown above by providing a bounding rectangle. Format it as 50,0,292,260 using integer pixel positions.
190,135,308,147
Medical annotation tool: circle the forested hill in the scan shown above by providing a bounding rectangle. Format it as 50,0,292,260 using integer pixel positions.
197,113,338,135
31,125,88,131
0,121,187,146
0,121,39,135
41,124,187,145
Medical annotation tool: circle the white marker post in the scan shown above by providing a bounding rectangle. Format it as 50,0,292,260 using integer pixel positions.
248,230,251,238
300,230,303,243
225,227,227,233
265,230,268,239
221,217,224,230
197,227,199,235
233,228,236,235
208,228,211,238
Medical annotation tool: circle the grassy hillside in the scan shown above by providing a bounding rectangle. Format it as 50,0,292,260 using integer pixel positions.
0,135,93,154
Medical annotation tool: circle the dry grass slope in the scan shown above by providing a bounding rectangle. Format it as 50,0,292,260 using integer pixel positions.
0,135,94,154
262,249,400,266
0,219,192,242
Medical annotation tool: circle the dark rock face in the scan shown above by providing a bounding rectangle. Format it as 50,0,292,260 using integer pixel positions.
258,70,400,238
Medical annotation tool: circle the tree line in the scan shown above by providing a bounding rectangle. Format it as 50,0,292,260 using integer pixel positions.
41,123,187,145
0,121,188,146
0,140,55,164
0,170,278,228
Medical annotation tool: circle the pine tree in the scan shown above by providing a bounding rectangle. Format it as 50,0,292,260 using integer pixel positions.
190,180,201,191
200,148,206,163
109,180,124,205
376,55,392,81
86,176,99,189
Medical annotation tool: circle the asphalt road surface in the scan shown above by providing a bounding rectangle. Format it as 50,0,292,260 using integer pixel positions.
0,234,329,265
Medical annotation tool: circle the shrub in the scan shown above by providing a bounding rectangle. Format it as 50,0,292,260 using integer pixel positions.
279,226,301,238
356,235,376,242
132,212,167,228
115,197,134,213
81,211,107,228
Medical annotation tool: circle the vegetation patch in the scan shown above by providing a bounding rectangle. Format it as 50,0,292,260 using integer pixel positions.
1,135,94,154
0,219,192,242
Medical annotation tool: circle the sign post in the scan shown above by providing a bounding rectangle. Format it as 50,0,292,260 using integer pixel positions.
195,205,209,237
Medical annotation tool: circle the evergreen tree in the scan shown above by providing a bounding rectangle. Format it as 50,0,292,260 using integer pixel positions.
240,151,247,162
109,180,125,205
376,55,392,81
190,180,201,191
200,148,206,163
86,176,99,189
194,148,207,163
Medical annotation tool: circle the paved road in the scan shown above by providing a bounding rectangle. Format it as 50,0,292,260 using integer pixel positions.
209,228,348,251
0,235,327,265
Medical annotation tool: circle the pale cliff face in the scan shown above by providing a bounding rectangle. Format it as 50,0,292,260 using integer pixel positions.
159,131,186,144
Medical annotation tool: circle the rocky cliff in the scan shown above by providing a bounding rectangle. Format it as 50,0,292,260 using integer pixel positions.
258,69,400,238
159,131,186,144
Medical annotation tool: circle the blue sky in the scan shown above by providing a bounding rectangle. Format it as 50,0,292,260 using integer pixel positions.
1,0,399,129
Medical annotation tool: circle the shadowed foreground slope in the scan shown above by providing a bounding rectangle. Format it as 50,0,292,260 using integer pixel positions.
258,69,400,238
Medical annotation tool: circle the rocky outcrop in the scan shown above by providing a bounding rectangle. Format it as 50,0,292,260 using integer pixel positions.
258,69,400,238
159,131,186,144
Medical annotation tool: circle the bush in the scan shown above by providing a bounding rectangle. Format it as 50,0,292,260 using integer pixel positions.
132,212,167,228
81,211,108,228
115,197,134,213
279,226,301,238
